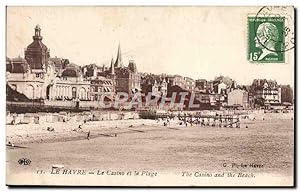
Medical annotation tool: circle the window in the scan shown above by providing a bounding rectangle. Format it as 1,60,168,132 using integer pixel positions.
72,87,77,99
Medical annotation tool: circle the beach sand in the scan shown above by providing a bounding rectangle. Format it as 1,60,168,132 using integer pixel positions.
6,112,294,186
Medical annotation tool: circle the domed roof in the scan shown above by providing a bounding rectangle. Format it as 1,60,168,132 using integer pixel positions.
27,40,48,50
26,24,48,50
61,68,82,77
11,56,27,63
7,57,29,73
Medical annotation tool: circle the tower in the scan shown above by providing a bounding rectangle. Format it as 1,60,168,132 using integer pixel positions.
33,24,42,40
128,60,137,73
114,43,123,68
109,57,116,94
25,25,50,71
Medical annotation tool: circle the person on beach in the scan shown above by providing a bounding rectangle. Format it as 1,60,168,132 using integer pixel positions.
167,117,170,125
87,131,90,140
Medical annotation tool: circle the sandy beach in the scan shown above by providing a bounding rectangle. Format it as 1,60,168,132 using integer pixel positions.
6,112,294,186
6,111,294,145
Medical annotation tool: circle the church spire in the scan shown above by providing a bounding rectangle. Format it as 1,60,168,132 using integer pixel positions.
114,42,123,68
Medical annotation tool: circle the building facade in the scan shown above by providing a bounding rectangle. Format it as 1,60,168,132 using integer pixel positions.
227,89,249,109
89,76,115,101
99,44,141,96
251,79,282,106
183,77,196,92
151,79,168,96
167,75,186,88
167,75,195,92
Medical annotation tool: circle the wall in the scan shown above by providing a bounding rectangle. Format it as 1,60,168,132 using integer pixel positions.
6,111,139,125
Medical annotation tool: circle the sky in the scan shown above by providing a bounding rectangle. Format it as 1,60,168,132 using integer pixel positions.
6,6,294,86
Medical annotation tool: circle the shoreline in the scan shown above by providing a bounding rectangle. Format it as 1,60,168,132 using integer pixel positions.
6,112,294,145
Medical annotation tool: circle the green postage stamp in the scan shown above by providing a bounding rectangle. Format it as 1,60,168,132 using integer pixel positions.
248,16,285,63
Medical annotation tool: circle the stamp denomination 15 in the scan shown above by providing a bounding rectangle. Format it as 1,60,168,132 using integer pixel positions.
248,6,294,63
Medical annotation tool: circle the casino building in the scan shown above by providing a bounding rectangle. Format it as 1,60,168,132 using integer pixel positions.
6,25,115,102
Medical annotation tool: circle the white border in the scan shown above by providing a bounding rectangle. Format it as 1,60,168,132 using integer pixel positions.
1,0,298,192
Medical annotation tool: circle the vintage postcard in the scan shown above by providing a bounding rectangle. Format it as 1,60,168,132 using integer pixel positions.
6,6,295,187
